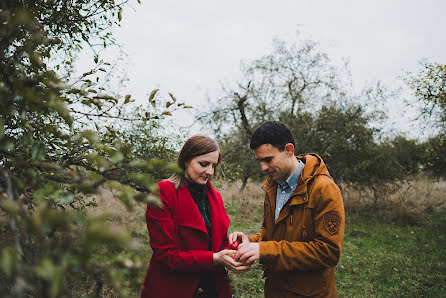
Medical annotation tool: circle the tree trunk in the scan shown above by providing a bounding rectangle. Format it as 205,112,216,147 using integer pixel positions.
239,176,249,192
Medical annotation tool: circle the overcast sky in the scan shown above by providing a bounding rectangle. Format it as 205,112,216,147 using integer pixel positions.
84,0,446,137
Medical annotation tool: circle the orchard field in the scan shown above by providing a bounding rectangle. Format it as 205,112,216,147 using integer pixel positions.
63,175,445,297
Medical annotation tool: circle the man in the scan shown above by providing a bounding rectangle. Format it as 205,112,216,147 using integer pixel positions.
230,121,344,297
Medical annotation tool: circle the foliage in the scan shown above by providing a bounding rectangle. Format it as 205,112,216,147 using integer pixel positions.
0,1,187,297
281,104,382,186
242,35,339,116
200,33,406,191
391,136,423,176
406,61,446,132
420,135,446,178
405,61,446,178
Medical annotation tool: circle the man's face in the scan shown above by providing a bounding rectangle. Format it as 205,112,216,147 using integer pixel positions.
253,143,294,181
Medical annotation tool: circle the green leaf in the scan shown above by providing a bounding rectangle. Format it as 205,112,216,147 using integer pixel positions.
43,209,72,230
124,94,131,104
148,159,166,167
117,192,133,211
0,200,20,216
76,130,100,143
147,193,162,207
0,247,17,277
165,162,182,174
58,192,74,204
148,89,159,102
111,151,124,163
94,56,99,63
128,159,147,168
35,258,64,297
162,111,172,116
168,92,177,103
86,200,98,207
118,8,122,21
74,211,88,225
0,140,14,151
86,218,128,245
31,142,46,162
48,99,73,126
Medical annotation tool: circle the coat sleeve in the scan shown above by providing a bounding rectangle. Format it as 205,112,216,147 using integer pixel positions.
146,182,214,272
259,177,345,272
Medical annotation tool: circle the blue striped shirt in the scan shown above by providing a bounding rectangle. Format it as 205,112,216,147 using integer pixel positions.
275,160,305,222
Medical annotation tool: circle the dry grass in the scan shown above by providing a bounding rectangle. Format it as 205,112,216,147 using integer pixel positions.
342,174,446,225
216,180,265,234
89,173,446,234
93,188,147,235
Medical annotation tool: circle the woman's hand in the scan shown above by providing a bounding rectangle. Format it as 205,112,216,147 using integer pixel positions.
213,250,250,272
228,231,249,246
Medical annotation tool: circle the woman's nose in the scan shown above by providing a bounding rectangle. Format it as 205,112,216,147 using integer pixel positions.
205,166,214,175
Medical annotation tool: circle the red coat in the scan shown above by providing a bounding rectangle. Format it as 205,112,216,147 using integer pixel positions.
141,180,233,298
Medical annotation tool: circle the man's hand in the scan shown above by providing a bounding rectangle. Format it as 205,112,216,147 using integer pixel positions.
229,231,249,245
213,250,251,272
235,242,260,265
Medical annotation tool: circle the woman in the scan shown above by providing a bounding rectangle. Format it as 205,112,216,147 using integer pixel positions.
141,135,248,298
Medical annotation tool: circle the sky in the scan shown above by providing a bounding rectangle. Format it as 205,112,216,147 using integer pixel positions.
80,0,446,138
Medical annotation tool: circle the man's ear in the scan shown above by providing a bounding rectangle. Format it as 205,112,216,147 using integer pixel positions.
284,143,295,157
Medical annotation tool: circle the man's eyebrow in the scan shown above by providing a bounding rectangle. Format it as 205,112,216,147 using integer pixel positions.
256,156,272,162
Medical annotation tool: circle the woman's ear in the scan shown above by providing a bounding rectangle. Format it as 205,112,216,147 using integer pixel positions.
184,160,190,168
284,143,295,157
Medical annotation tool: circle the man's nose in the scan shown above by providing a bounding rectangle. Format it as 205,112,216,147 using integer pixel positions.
260,162,269,172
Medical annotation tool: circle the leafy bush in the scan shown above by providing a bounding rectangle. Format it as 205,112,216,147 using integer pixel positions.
0,1,187,296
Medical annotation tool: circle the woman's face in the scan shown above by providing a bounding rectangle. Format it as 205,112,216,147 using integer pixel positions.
185,150,219,185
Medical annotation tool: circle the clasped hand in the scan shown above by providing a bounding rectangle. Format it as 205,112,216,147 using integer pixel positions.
214,231,260,272
213,249,250,272
230,231,260,268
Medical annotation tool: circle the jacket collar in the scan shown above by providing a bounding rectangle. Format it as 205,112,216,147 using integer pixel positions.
262,153,330,206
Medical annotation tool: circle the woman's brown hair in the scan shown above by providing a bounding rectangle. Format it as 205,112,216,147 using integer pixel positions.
168,134,222,189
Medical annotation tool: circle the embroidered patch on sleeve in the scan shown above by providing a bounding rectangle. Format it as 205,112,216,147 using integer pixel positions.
323,212,341,235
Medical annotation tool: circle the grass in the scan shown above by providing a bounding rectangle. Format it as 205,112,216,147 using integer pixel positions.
337,210,446,297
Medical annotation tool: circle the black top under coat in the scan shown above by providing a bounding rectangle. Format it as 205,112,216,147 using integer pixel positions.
187,181,217,298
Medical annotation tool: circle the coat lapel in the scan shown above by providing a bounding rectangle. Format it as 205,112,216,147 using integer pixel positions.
176,186,208,234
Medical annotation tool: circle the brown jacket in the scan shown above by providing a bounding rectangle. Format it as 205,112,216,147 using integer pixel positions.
248,154,344,297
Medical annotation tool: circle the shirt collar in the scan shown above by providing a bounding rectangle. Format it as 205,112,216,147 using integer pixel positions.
276,160,303,190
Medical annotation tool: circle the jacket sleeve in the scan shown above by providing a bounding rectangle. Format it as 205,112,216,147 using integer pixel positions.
259,177,345,272
146,183,214,272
